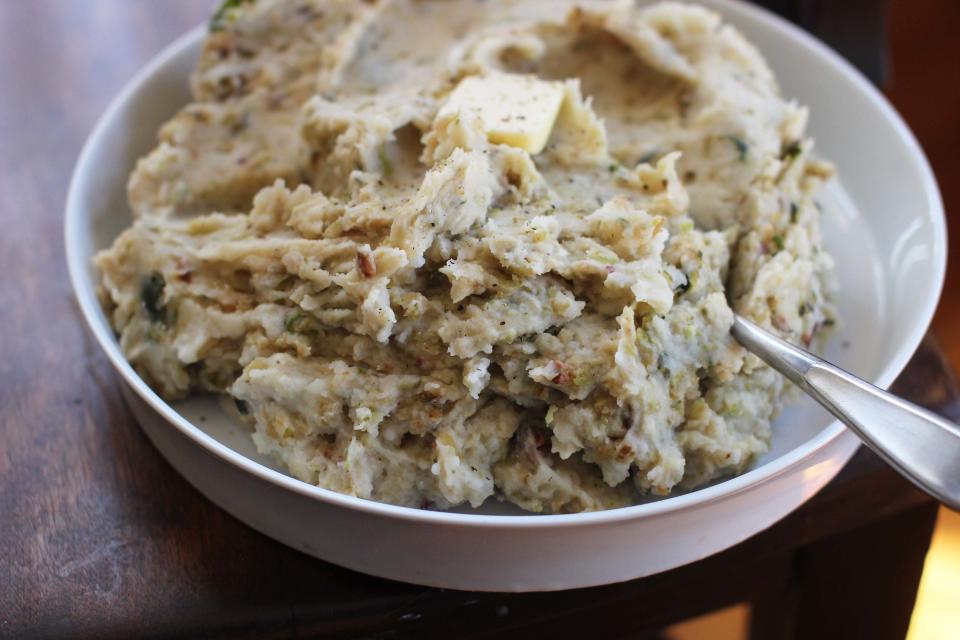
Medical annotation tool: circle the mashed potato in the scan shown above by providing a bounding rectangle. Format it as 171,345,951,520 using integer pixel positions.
96,0,836,513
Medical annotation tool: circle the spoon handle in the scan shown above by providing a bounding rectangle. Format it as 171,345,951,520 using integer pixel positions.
732,314,960,510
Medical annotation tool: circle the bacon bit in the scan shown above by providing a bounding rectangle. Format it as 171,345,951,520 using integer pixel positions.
222,304,236,313
532,430,552,456
177,271,193,283
415,357,426,370
605,265,615,274
550,360,573,385
773,314,790,332
616,443,634,461
356,250,377,278
802,322,821,348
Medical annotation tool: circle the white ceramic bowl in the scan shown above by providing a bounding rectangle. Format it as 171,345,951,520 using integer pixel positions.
66,0,945,591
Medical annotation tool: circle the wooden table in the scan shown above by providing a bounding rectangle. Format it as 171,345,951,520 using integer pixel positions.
0,2,955,639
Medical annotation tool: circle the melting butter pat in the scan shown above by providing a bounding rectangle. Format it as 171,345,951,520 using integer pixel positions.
438,74,565,154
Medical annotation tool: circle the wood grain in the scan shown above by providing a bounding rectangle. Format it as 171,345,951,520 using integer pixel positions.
887,0,960,371
0,2,956,638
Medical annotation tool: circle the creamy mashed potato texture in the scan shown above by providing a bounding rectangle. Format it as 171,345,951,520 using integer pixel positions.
96,0,837,513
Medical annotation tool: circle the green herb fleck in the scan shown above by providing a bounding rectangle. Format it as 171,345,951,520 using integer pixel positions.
146,324,165,342
140,273,166,324
377,144,393,177
726,135,749,162
782,140,803,160
608,164,618,173
210,0,254,32
798,301,810,316
772,234,785,252
284,310,306,333
790,202,799,223
723,402,741,417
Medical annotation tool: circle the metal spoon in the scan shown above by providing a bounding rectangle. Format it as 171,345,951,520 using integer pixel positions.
732,314,960,510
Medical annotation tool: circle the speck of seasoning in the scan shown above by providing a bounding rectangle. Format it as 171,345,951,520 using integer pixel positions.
726,135,749,161
772,234,785,252
790,202,799,223
209,0,254,32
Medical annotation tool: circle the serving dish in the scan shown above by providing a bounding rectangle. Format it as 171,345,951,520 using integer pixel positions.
66,0,945,591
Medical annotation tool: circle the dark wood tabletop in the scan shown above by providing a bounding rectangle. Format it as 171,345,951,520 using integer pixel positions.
1,2,957,639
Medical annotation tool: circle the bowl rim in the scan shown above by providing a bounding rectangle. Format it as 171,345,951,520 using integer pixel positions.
65,0,946,528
